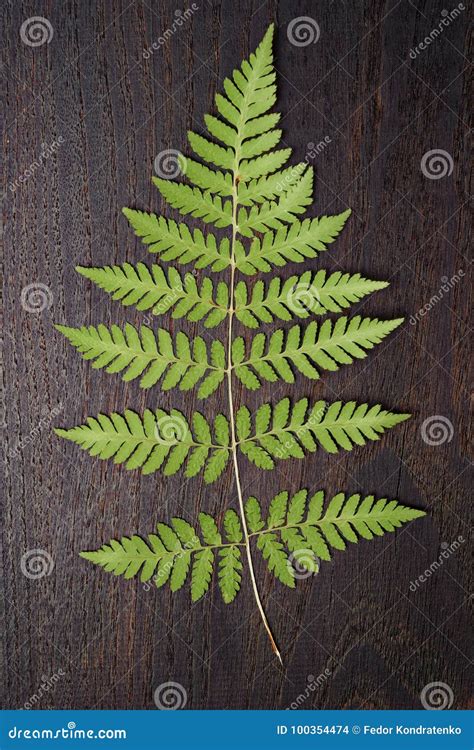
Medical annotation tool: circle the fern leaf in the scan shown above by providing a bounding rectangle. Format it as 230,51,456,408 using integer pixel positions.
232,317,403,389
80,513,243,603
56,324,225,398
237,398,410,469
223,509,244,543
123,209,230,271
55,408,230,482
77,263,229,328
59,24,426,656
214,25,276,137
181,156,233,196
245,497,265,533
236,210,351,274
191,548,214,601
153,178,233,229
256,533,295,587
187,131,234,170
237,168,314,235
234,271,389,327
239,149,292,182
79,535,158,581
218,546,243,603
247,489,426,565
267,491,288,528
237,163,306,205
198,512,222,545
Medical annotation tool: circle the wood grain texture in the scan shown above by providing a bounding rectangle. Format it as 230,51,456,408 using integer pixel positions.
2,0,472,710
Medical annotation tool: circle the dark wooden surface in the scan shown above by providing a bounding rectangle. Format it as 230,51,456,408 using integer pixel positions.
2,0,472,711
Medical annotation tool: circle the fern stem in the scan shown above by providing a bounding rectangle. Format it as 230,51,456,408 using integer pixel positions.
228,174,282,664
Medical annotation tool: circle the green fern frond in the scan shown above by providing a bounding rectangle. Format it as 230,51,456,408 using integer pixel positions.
80,490,424,595
56,24,425,659
232,317,403,389
55,408,230,483
56,323,225,398
236,211,352,274
234,271,389,328
236,398,410,469
123,209,230,271
76,263,229,327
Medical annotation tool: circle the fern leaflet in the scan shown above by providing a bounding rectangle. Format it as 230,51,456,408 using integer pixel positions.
123,209,231,271
234,271,389,327
232,317,403,389
76,264,229,327
56,323,225,397
55,408,230,483
236,398,409,468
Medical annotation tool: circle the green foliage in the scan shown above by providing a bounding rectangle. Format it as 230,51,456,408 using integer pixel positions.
55,398,408,478
152,179,233,229
81,489,425,597
249,489,426,584
232,317,403,389
235,211,352,274
77,263,390,331
236,397,410,469
234,271,389,327
56,323,225,398
55,408,230,483
123,209,230,271
81,509,243,603
76,263,229,328
237,168,314,235
55,24,424,638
